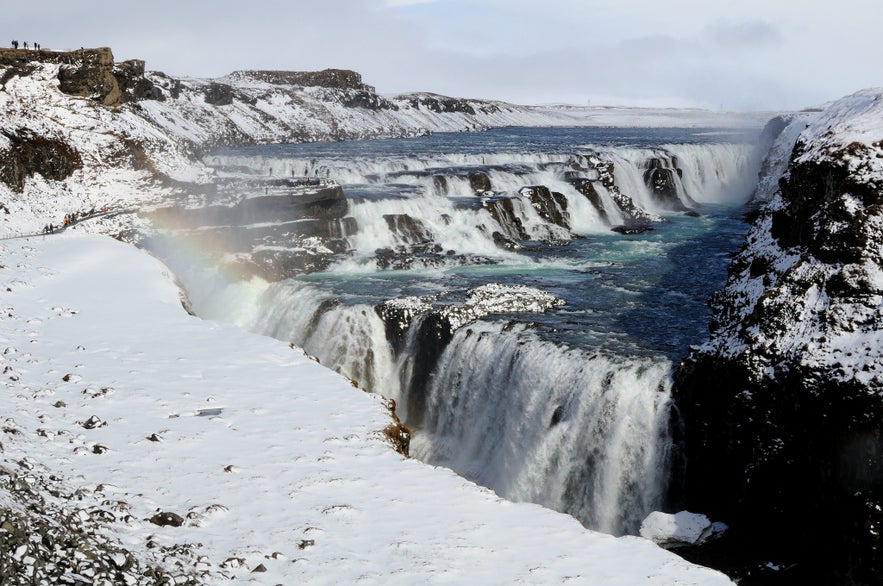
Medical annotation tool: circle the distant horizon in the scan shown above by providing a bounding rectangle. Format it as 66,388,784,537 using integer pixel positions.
5,0,880,112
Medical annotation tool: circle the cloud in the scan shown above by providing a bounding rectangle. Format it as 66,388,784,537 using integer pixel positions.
385,0,439,6
4,0,882,111
704,20,783,49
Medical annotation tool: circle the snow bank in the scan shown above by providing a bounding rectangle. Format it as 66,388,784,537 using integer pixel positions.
1,233,733,584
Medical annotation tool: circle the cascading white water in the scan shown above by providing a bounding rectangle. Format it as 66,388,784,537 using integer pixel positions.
181,130,763,538
245,282,401,396
408,321,674,536
607,144,760,210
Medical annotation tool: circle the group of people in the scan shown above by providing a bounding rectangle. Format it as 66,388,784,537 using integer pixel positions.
41,206,108,235
10,40,41,50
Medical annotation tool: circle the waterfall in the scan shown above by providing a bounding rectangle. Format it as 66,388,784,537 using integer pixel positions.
166,130,762,538
408,321,674,536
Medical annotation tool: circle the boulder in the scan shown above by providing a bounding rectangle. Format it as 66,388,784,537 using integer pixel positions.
639,511,725,548
468,171,492,195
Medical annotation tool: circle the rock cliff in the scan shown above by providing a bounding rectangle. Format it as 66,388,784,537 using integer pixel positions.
674,89,883,584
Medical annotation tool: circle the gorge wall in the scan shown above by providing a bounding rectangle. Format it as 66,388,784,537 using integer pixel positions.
674,92,883,584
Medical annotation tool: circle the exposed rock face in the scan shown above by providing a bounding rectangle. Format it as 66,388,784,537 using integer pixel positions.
673,90,883,584
0,47,124,106
56,47,122,106
403,93,482,115
566,155,662,229
376,284,565,424
146,179,353,281
520,185,570,229
113,59,163,102
469,171,492,194
202,82,235,106
237,68,373,91
0,128,83,191
643,157,695,211
484,197,530,241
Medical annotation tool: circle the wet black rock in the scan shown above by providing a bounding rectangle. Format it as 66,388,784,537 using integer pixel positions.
469,171,492,194
520,185,570,229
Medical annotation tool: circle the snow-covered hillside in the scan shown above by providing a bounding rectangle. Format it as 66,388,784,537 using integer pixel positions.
674,88,883,583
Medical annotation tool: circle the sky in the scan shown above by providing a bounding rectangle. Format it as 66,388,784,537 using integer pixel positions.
5,0,882,111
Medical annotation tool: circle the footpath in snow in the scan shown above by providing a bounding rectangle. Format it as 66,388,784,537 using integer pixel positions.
0,233,733,584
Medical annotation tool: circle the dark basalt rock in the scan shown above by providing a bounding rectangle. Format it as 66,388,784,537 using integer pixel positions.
55,47,122,106
770,157,879,265
0,128,83,191
375,305,455,426
113,59,163,102
149,511,184,527
521,185,570,229
383,214,432,244
644,157,691,211
569,178,609,223
484,197,529,241
611,225,652,235
674,358,883,585
404,94,480,115
566,163,660,227
202,82,234,106
673,136,883,584
238,68,372,91
469,171,492,194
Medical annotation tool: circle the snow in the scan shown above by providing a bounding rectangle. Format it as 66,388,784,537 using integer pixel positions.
0,233,735,584
640,511,725,547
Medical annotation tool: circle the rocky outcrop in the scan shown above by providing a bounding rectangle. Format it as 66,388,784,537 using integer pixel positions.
565,155,662,230
376,284,565,424
145,179,354,281
520,185,571,229
56,48,122,106
113,59,164,102
469,171,493,195
0,128,82,191
643,157,691,210
673,90,883,585
402,93,482,115
0,47,124,106
236,69,374,91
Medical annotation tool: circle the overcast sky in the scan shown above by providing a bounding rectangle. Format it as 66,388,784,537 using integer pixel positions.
5,0,881,111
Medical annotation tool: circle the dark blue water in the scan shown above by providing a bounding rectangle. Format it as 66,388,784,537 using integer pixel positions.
216,126,761,158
